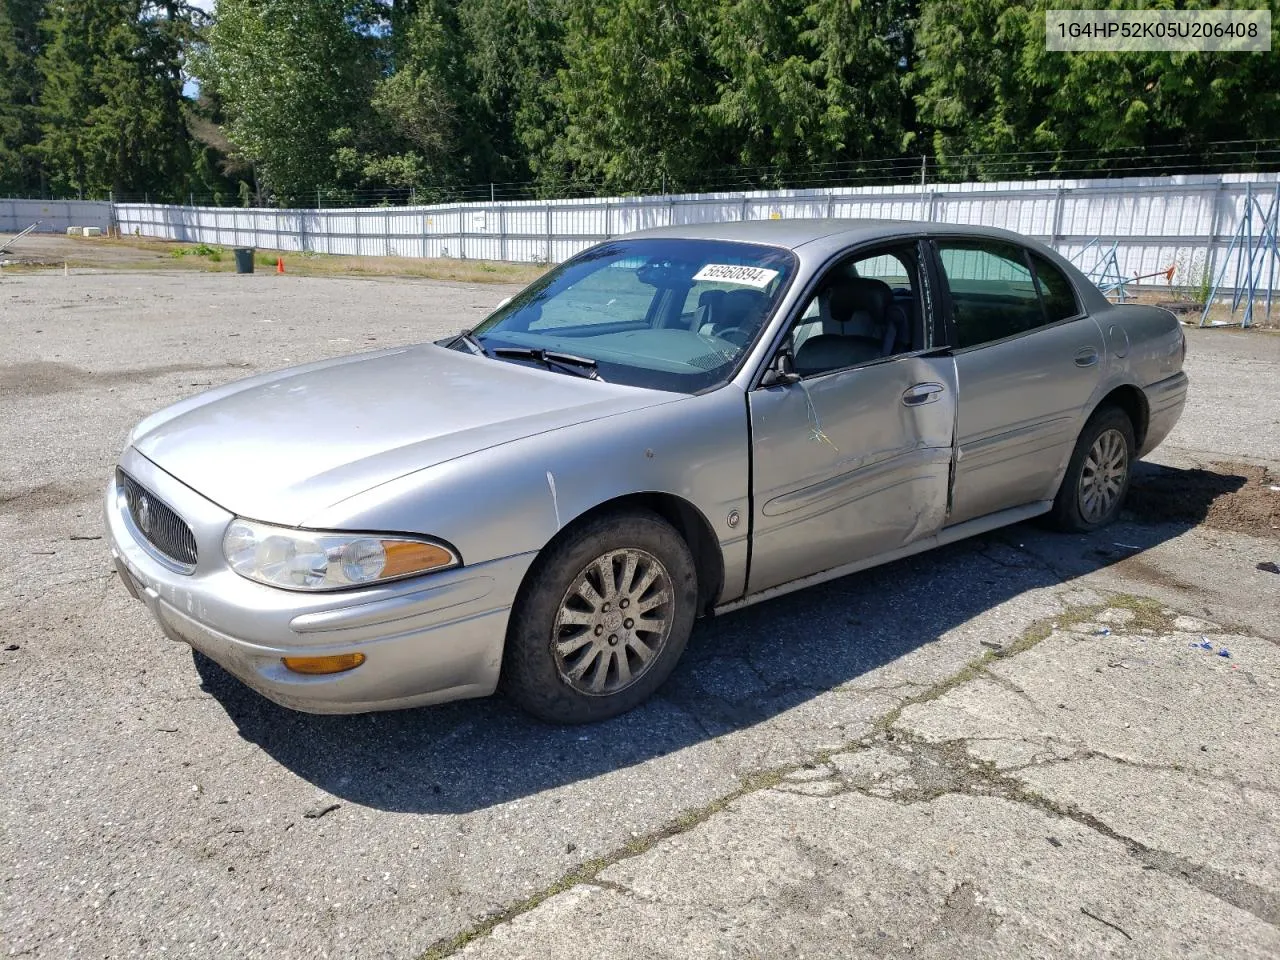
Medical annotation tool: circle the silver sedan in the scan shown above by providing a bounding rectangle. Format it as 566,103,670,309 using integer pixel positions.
106,220,1188,722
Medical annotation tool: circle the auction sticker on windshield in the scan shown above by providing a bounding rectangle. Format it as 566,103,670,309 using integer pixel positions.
692,264,781,288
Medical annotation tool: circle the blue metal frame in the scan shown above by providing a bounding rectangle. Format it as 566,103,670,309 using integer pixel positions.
1201,182,1280,328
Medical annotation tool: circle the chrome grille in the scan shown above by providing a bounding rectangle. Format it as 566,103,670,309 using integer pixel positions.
117,470,198,569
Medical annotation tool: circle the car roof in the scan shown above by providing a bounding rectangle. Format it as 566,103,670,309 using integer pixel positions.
628,218,1041,252
623,217,1107,311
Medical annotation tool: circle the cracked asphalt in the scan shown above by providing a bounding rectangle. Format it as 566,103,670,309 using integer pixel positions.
460,593,1280,960
2,272,1278,959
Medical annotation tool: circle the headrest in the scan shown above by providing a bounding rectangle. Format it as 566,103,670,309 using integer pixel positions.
827,277,892,326
720,288,769,324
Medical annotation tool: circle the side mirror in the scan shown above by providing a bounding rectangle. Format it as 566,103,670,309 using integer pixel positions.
761,351,801,387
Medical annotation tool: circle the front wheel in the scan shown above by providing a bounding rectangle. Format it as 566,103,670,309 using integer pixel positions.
1049,405,1136,532
501,509,698,724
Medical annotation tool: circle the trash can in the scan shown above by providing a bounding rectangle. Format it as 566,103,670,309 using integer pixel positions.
233,247,255,274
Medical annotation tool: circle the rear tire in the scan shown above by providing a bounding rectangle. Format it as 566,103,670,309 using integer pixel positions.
1049,405,1135,533
501,509,698,724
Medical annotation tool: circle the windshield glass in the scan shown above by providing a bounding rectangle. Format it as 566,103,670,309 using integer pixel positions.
467,238,797,392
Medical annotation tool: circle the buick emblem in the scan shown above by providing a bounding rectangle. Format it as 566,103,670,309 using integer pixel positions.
137,496,154,535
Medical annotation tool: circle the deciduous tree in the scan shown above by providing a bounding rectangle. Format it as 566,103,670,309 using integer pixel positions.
203,0,383,202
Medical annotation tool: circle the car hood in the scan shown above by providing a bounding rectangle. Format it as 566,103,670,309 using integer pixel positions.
131,343,677,526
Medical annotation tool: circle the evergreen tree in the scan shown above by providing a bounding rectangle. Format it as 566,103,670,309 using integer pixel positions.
359,0,478,193
0,0,46,195
7,0,1277,205
457,0,566,188
186,85,254,205
546,0,719,193
37,0,192,199
915,0,1280,179
706,0,916,177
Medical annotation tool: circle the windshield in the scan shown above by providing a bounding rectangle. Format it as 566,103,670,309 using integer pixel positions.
466,238,797,392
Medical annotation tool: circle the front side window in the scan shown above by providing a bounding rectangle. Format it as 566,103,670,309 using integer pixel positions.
937,240,1044,348
786,242,925,378
468,239,796,393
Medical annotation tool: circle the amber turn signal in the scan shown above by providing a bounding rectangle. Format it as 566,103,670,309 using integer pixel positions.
381,540,455,578
281,652,367,675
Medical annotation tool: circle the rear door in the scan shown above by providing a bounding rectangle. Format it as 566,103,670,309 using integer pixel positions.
932,238,1105,525
747,240,957,593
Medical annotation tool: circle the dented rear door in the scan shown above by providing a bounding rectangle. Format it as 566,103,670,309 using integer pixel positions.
746,354,958,593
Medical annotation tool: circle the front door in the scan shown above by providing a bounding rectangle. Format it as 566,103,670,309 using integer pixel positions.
746,240,957,594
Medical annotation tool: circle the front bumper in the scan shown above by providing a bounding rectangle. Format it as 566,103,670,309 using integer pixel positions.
106,447,534,714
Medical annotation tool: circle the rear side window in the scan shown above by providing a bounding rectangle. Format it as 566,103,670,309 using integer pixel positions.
1032,254,1080,323
936,241,1042,348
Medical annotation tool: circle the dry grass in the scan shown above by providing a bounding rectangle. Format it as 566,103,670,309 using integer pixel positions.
252,250,549,285
3,235,549,285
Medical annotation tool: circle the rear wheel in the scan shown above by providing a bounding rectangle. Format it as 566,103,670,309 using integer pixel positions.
1049,406,1135,532
502,509,697,724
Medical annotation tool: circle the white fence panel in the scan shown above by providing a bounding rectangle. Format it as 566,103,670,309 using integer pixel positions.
1,198,113,234
48,172,1280,294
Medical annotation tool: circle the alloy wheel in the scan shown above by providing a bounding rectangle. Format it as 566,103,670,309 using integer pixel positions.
551,548,674,696
1078,427,1129,524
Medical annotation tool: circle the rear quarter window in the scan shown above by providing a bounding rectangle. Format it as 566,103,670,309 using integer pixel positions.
1032,254,1081,323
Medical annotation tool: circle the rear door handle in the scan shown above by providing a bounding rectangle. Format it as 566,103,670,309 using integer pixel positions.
1074,347,1100,367
902,382,945,406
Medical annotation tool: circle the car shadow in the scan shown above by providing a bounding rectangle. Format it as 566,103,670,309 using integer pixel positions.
193,459,1245,815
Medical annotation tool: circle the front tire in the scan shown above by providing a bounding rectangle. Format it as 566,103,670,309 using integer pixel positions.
502,509,698,724
1049,405,1136,532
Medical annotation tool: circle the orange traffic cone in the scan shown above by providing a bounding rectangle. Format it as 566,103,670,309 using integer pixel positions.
276,256,285,274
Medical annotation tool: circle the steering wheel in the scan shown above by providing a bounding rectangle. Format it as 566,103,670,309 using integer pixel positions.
710,325,752,347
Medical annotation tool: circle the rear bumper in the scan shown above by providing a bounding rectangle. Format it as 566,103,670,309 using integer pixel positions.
106,447,534,714
1138,371,1189,457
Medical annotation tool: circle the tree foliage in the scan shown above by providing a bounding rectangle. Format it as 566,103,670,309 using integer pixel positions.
0,0,1276,203
915,0,1280,179
361,0,486,192
0,0,45,194
202,0,383,203
708,0,916,172
457,0,564,183
35,0,192,199
544,0,718,192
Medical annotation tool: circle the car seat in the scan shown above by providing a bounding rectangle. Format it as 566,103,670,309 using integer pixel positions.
696,288,768,343
794,277,899,376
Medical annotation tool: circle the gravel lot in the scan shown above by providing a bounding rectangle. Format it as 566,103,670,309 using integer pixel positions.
2,270,1278,959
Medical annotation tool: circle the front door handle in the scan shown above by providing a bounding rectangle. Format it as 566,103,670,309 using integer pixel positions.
902,382,946,406
1074,347,1100,367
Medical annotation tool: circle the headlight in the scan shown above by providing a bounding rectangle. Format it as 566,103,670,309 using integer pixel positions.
223,520,458,591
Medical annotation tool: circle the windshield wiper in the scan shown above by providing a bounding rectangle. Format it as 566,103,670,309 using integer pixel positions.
452,329,489,357
493,347,604,381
